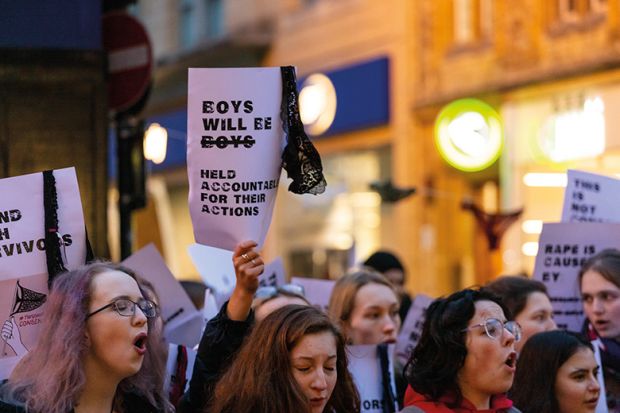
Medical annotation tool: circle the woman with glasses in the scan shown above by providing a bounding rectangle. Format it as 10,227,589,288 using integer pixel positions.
210,304,360,413
510,330,600,413
0,262,172,413
400,288,521,413
483,275,557,353
578,249,620,413
181,240,309,413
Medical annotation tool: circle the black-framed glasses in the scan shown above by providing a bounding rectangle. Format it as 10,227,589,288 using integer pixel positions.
255,284,305,300
87,298,158,319
461,318,522,342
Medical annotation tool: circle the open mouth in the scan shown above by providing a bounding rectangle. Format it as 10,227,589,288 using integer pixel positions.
505,352,517,368
133,332,148,354
594,320,609,329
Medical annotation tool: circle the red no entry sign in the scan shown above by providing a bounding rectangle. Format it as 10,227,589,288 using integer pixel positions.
102,11,153,112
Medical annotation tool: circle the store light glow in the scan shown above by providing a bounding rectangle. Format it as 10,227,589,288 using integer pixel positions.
539,96,605,162
522,220,543,234
522,172,567,187
299,73,337,136
435,99,503,172
522,242,539,257
144,123,168,164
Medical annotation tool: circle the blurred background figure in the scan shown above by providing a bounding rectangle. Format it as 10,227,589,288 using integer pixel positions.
579,249,620,413
328,269,403,409
328,269,401,346
483,275,556,353
252,284,308,322
511,330,600,413
364,251,412,323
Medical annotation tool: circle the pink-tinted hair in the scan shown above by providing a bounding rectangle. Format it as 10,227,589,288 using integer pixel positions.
3,262,172,413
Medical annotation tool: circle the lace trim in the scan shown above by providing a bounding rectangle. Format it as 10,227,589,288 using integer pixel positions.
280,66,327,195
43,170,68,285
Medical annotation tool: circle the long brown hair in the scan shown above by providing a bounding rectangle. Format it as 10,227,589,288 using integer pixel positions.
2,262,172,413
209,305,360,413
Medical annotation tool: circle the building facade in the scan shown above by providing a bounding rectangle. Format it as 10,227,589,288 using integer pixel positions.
127,0,620,297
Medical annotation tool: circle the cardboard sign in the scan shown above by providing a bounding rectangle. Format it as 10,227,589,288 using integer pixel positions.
290,277,335,314
533,223,620,331
395,294,434,366
187,67,285,251
562,169,620,223
348,344,398,413
0,167,86,380
122,244,204,348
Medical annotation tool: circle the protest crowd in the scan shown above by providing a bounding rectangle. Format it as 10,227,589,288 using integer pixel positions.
0,67,618,413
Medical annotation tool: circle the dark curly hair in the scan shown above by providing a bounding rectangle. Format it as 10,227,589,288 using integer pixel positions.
404,288,507,406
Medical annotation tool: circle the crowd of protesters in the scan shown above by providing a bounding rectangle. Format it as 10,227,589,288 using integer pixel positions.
0,242,619,413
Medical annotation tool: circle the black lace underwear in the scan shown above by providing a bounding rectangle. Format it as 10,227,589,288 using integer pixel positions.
280,66,327,195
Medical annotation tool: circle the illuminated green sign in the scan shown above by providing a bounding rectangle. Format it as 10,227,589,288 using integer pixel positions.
435,98,503,172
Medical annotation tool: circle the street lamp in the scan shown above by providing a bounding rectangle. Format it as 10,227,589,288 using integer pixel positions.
144,122,167,164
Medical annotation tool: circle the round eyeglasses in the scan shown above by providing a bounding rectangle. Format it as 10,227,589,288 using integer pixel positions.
87,298,158,319
461,318,522,342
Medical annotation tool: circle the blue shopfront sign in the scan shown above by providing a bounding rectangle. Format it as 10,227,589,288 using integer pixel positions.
303,56,390,137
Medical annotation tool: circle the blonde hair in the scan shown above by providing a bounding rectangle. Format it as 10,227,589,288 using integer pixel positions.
327,268,396,334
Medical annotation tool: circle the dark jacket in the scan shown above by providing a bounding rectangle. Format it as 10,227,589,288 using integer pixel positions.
178,301,254,413
0,392,161,413
584,322,620,413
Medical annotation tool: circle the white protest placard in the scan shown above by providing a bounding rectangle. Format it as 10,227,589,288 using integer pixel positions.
593,339,609,413
123,244,204,348
164,343,197,397
0,167,86,380
562,169,620,223
203,288,220,324
187,243,235,300
395,294,434,366
533,223,620,332
187,67,285,251
291,277,335,314
348,344,398,413
259,257,286,288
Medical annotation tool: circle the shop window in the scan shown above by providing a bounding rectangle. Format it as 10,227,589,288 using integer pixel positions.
205,0,223,39
179,0,197,50
451,0,493,46
548,0,607,31
587,0,607,14
289,248,352,280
